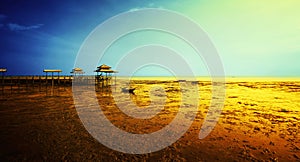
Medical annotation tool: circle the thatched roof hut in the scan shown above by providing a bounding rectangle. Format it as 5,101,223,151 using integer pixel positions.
97,64,111,70
94,64,118,76
0,68,7,72
71,67,84,74
43,69,62,73
95,64,117,73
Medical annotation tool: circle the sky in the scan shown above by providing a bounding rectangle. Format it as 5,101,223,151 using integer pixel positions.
0,0,299,76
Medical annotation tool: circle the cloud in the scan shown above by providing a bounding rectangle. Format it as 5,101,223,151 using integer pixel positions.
128,3,165,12
0,14,43,31
128,8,141,12
7,23,44,31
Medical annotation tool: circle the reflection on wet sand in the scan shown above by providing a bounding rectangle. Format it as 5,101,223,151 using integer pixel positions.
0,78,299,161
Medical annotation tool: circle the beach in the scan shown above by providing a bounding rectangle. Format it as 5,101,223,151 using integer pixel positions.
0,78,299,161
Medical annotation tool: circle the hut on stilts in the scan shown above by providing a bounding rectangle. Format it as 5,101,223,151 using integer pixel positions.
94,64,117,88
0,68,7,92
70,68,84,76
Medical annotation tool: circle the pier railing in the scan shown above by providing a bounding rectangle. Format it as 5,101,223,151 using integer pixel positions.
0,75,115,93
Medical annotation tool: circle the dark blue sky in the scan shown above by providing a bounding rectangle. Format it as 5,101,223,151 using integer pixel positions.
0,0,161,75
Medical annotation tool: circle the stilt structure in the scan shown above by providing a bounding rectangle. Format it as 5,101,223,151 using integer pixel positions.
0,68,7,82
43,69,62,85
71,67,87,85
43,69,62,95
70,67,84,76
94,64,117,88
0,68,7,92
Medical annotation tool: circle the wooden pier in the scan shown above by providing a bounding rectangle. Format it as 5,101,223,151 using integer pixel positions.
0,75,115,94
0,65,117,94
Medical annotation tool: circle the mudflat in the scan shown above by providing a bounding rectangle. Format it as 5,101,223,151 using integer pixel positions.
0,78,299,161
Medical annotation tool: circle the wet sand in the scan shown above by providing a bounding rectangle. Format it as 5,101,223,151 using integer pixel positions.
0,78,299,161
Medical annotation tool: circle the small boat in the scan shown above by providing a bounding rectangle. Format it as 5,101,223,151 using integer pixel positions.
121,87,135,94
